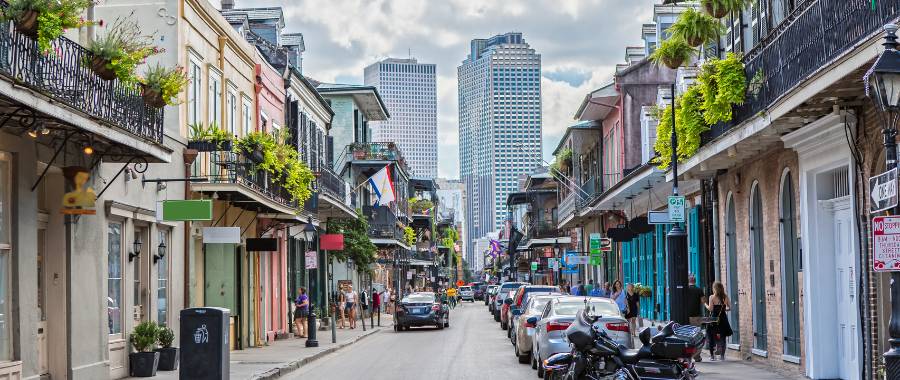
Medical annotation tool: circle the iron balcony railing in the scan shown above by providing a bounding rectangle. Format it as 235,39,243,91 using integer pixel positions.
192,151,299,210
317,167,347,201
337,142,411,174
558,193,580,222
0,6,163,143
527,221,564,240
703,0,900,144
362,205,403,240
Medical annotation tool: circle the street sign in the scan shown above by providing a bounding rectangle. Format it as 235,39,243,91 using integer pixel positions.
870,168,898,213
599,238,612,252
407,272,414,280
548,258,558,269
456,280,465,287
568,256,590,265
561,269,579,274
873,216,900,271
589,233,603,265
530,262,538,271
648,211,672,224
305,251,317,269
668,196,685,223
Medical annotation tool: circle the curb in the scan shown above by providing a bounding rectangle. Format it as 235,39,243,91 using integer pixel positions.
250,326,383,380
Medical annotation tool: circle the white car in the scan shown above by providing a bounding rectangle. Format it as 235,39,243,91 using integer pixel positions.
458,286,475,302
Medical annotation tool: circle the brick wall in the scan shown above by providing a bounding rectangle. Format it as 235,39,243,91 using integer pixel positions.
715,146,804,375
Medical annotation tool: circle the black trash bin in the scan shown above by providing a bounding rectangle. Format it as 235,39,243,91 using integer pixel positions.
180,307,230,380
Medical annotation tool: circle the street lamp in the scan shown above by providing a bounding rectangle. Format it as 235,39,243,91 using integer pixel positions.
867,23,900,379
300,217,319,348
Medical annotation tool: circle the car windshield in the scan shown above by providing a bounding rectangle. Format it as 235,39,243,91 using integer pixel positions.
403,294,436,303
459,286,471,291
524,286,558,294
500,283,526,291
554,301,621,317
529,297,555,312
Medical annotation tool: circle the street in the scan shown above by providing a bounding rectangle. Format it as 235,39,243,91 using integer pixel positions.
285,301,533,380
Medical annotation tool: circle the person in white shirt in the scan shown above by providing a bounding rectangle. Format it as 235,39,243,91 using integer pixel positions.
344,285,359,329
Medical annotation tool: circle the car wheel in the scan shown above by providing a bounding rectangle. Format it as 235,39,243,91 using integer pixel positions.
532,354,538,370
517,345,531,364
444,317,450,328
438,321,444,330
537,360,544,378
494,311,501,322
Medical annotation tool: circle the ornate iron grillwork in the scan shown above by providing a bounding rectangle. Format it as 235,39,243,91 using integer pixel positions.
193,151,300,210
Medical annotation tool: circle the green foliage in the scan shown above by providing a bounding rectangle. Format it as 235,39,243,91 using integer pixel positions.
678,86,708,159
653,103,674,170
2,0,96,54
650,37,694,69
668,8,723,47
141,64,188,106
327,209,377,270
702,0,753,18
235,131,278,170
156,324,175,348
403,226,416,246
556,147,572,164
129,321,159,353
87,14,159,85
232,131,314,204
409,198,434,214
697,53,746,124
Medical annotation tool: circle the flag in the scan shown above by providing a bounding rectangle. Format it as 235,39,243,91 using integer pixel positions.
368,165,396,206
489,239,502,256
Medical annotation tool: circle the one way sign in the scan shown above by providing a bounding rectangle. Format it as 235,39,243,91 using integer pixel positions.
870,168,898,213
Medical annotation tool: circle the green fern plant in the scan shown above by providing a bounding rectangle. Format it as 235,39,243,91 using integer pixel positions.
701,0,753,18
668,8,724,47
650,37,694,69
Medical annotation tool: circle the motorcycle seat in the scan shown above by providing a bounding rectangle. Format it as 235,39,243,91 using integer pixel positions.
620,347,653,365
651,321,676,343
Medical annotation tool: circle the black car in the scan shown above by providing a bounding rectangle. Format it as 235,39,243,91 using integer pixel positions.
395,292,449,331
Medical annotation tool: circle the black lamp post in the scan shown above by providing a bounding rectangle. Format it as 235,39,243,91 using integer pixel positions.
867,23,900,379
301,217,319,348
666,79,690,325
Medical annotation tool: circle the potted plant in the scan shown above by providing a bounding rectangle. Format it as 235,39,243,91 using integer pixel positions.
701,0,752,19
234,131,276,165
86,14,158,84
188,123,233,152
668,8,723,47
139,63,188,108
155,324,178,371
351,142,367,159
1,0,96,53
650,37,694,70
129,321,160,377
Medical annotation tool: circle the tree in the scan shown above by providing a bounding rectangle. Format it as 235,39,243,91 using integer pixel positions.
326,209,377,273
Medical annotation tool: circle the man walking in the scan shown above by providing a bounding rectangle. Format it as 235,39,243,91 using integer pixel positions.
685,275,706,361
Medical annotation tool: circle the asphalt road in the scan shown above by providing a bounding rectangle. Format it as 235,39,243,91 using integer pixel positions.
285,300,536,380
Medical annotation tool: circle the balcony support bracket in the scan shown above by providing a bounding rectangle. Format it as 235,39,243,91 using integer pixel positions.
31,131,71,192
96,156,148,198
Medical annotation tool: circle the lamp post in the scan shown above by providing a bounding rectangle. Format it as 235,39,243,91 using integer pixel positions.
867,23,900,378
301,218,319,348
667,80,690,325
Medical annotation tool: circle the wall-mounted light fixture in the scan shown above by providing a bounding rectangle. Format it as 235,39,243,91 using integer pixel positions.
154,241,167,264
128,238,142,262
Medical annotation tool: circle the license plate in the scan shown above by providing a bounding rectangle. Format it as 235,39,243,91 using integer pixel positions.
527,327,535,336
410,308,424,314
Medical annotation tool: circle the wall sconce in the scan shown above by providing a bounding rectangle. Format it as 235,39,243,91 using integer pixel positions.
154,241,167,264
128,238,142,262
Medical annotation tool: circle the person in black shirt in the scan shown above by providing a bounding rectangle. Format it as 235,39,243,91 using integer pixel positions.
685,275,706,361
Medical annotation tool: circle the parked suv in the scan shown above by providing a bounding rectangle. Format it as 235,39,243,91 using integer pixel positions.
458,286,475,302
494,282,528,322
503,285,560,331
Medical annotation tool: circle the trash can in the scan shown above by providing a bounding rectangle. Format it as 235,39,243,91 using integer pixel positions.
180,307,230,380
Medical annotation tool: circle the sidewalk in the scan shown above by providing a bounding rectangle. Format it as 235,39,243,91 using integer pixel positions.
128,314,392,380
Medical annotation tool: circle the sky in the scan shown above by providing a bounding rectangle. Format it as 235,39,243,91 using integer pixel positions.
241,0,659,179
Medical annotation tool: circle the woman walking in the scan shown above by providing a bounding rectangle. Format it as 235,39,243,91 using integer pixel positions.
294,288,310,338
345,284,359,329
337,286,347,329
705,282,733,361
625,284,640,335
612,280,626,314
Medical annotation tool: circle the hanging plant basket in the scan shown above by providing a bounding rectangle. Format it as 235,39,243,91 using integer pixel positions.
687,36,705,48
249,148,265,164
15,10,39,38
703,1,729,18
90,56,118,81
663,57,685,70
188,140,231,152
140,84,166,108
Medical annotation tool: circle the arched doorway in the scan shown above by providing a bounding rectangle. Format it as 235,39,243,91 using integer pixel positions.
749,182,767,352
780,171,801,358
725,193,740,345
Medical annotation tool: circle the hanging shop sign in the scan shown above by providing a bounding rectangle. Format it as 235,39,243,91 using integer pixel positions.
61,166,96,215
548,258,558,270
160,200,212,221
870,168,898,213
305,251,318,269
872,216,900,271
202,227,240,244
648,211,672,224
589,233,603,266
531,262,538,271
320,234,345,250
246,238,278,252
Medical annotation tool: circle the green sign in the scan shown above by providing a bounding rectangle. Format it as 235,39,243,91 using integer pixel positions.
590,254,602,266
531,262,538,271
589,233,603,265
162,200,212,221
668,196,686,223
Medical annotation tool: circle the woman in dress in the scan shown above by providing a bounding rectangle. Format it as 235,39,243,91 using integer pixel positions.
625,283,640,335
612,280,626,314
345,284,358,329
705,281,733,361
293,288,309,338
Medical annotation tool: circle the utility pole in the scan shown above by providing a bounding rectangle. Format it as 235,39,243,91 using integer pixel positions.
666,83,689,325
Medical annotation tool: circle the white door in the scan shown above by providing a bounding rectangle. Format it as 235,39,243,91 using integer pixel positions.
833,203,860,380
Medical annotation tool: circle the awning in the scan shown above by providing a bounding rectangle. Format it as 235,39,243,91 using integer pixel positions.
575,80,619,121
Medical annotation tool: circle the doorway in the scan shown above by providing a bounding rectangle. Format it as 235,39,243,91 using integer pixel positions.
749,183,767,352
828,197,860,380
780,173,801,358
725,194,740,346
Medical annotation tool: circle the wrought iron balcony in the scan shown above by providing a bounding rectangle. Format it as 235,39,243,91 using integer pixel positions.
703,0,900,144
558,193,581,223
317,167,347,201
362,205,403,240
0,9,163,144
527,221,564,240
338,142,411,174
192,151,299,210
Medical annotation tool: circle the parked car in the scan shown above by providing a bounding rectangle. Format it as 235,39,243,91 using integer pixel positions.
395,292,449,331
458,286,475,302
509,291,562,344
503,285,560,331
500,289,521,329
513,294,563,364
532,296,632,377
494,282,528,322
474,283,488,300
485,285,499,307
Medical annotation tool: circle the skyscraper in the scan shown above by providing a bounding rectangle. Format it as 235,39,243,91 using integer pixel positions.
364,58,438,179
457,32,542,258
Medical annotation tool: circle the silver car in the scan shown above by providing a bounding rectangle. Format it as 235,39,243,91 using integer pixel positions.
493,282,527,322
513,294,562,364
485,285,499,307
458,286,475,301
532,297,632,377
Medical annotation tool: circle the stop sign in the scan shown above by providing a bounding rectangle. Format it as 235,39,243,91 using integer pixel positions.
456,280,464,287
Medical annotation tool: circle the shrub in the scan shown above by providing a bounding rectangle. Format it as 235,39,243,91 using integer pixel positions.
130,321,159,353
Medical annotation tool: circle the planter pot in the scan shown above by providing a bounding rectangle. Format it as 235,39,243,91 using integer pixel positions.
129,351,160,377
663,57,685,70
353,150,366,159
140,84,166,108
188,140,232,152
155,347,178,371
249,149,265,164
703,1,728,18
687,35,705,48
90,56,118,81
15,10,39,38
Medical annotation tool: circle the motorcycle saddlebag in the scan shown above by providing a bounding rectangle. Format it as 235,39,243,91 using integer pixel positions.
672,324,704,346
649,338,694,359
632,359,682,379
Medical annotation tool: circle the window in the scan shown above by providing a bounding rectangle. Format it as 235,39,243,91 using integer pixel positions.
187,59,202,126
157,229,169,325
227,87,237,138
208,69,223,128
242,96,253,136
108,222,123,336
0,154,11,361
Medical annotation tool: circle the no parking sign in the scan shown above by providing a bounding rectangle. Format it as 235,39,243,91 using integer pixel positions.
872,215,900,271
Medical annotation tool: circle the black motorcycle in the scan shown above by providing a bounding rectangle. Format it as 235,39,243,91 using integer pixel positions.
543,309,703,380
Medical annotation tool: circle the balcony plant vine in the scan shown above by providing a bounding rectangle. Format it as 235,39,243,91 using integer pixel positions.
139,63,188,108
404,226,416,246
667,8,723,47
701,0,753,19
86,14,159,84
1,0,97,54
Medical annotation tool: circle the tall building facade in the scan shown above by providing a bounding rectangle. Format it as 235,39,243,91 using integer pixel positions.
364,58,438,179
457,32,542,260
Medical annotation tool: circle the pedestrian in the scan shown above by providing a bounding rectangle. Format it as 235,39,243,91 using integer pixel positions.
572,281,583,296
360,288,369,321
345,284,359,329
337,285,347,329
293,287,309,338
612,280,626,313
602,282,611,298
589,283,603,297
625,284,640,335
585,279,595,295
447,287,458,309
372,287,381,315
685,275,707,361
705,282,733,361
383,288,392,314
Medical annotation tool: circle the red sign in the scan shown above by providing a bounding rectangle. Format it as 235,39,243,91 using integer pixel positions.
320,234,344,250
543,246,553,258
873,216,900,271
456,280,465,287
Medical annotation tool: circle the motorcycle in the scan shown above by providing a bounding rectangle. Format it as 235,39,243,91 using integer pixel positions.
544,309,704,380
